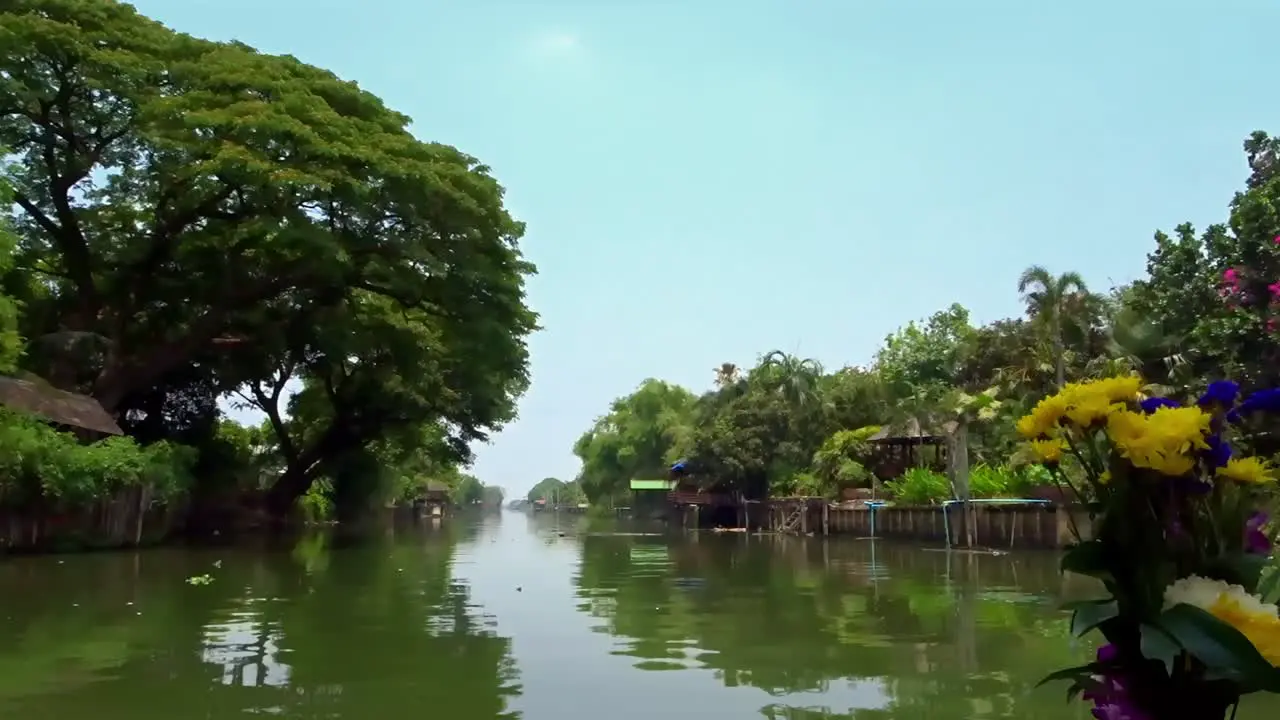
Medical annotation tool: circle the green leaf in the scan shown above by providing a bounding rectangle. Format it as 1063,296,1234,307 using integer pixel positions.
1139,623,1181,676
1066,676,1105,702
1066,598,1118,638
1257,566,1280,605
1061,540,1110,579
1036,662,1103,689
1208,554,1269,591
1157,603,1280,692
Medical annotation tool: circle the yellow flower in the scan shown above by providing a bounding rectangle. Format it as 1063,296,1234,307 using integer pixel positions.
1106,406,1211,477
1216,456,1278,485
1062,393,1125,428
1016,376,1142,438
1098,470,1111,484
1092,375,1143,403
1164,576,1280,666
1106,410,1147,446
1028,438,1067,463
1017,394,1069,439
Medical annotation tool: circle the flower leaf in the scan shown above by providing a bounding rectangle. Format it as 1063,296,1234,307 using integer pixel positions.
1061,540,1111,580
1067,598,1118,638
1157,603,1280,692
1139,623,1181,676
1035,662,1104,689
1206,554,1269,591
1257,567,1280,605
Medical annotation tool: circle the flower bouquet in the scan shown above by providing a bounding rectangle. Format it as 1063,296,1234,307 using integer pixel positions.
1018,377,1280,720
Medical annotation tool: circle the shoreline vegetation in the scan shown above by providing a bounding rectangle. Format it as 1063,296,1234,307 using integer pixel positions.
3,2,1279,556
0,1,521,552
569,142,1280,528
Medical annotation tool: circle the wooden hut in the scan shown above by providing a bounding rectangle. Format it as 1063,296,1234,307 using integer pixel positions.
0,376,122,436
630,478,675,519
867,418,956,479
420,480,450,516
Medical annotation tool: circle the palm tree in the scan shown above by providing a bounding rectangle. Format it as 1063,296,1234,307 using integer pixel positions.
1016,266,1089,389
713,362,740,388
757,350,824,408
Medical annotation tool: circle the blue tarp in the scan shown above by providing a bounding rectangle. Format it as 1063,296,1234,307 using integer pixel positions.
670,460,688,473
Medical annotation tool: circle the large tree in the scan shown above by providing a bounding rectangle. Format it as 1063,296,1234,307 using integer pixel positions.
572,379,696,502
0,0,537,517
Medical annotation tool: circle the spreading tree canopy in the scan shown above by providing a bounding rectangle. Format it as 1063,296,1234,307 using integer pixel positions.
0,0,537,517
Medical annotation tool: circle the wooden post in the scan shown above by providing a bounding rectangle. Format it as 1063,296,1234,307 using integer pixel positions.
822,502,830,536
948,418,975,548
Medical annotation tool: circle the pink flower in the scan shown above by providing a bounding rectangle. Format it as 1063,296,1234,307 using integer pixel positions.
1273,235,1280,244
1224,268,1240,285
1270,282,1280,299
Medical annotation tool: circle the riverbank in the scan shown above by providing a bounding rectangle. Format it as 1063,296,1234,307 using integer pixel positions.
767,499,1089,548
668,499,1089,549
0,503,496,555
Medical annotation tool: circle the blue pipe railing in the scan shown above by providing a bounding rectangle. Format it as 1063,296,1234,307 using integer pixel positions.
865,501,888,537
940,498,1052,547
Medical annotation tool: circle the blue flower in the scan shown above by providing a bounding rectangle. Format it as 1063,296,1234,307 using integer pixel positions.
1198,380,1240,408
1139,397,1180,413
1228,388,1280,423
1204,435,1232,469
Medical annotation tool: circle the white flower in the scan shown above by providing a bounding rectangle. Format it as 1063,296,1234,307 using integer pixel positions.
1163,575,1279,616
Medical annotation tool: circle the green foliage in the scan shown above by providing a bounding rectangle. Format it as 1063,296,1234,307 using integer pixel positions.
886,464,1043,505
0,162,24,374
572,379,696,503
889,468,952,505
968,463,1041,499
0,1,535,526
811,426,878,493
450,473,490,506
526,477,585,505
875,304,975,395
0,410,196,508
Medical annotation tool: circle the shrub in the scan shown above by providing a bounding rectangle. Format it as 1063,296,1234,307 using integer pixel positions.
0,409,196,509
887,463,1047,505
889,467,951,505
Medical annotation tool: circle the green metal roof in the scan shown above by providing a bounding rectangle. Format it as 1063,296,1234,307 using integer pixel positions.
629,479,675,491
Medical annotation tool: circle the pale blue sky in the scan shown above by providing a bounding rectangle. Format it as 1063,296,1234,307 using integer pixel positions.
132,0,1279,496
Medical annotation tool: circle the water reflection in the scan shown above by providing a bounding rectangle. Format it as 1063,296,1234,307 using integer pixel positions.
574,533,1090,719
0,522,522,720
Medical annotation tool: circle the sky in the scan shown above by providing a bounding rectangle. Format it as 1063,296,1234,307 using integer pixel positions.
130,0,1280,497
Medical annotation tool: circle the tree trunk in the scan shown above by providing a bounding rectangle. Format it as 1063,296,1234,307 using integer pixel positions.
1053,317,1066,389
264,467,312,521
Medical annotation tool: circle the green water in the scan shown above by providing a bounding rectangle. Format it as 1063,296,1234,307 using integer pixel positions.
0,512,1276,719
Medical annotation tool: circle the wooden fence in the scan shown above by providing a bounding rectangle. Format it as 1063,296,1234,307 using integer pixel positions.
0,485,178,552
766,500,1089,549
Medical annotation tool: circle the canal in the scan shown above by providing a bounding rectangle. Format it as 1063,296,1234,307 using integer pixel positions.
1,511,1276,719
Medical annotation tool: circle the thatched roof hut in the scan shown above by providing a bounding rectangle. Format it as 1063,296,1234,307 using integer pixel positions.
423,480,451,500
0,376,123,435
867,418,958,445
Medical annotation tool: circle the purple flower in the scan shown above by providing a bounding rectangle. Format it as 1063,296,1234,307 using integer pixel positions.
1199,380,1240,408
1082,646,1148,720
1092,703,1145,720
1139,397,1180,413
1246,511,1272,555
